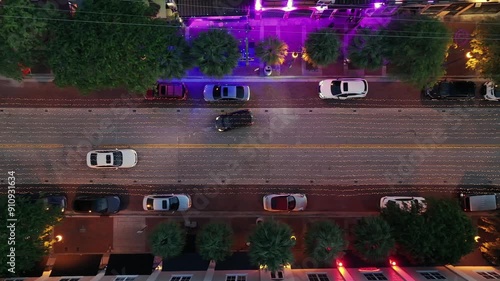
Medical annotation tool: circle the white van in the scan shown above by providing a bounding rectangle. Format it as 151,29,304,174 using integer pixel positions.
460,193,500,212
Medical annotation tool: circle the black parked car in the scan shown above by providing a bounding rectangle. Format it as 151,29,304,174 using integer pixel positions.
41,195,67,213
425,80,476,100
73,195,121,214
215,109,254,132
27,194,67,213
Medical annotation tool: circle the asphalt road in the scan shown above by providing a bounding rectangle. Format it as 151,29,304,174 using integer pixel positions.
1,107,498,186
1,80,499,108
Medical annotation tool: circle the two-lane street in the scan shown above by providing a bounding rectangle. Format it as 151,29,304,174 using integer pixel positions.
1,107,498,186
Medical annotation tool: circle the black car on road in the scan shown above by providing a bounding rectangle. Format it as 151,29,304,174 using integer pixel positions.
215,109,254,132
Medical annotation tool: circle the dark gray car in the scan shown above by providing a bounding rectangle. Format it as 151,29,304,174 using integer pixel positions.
73,195,121,214
425,81,476,100
215,109,254,132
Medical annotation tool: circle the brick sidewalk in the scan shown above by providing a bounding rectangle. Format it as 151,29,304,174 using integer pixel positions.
53,217,113,254
52,213,489,266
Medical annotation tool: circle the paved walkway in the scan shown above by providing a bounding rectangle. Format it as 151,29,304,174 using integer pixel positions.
51,214,491,266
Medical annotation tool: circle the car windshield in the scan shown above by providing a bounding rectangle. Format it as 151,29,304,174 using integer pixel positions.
331,81,341,95
113,151,123,166
168,197,180,210
236,86,245,99
213,86,221,99
464,197,471,209
146,198,154,210
287,196,296,210
90,153,98,165
74,199,92,212
92,198,108,212
493,86,500,97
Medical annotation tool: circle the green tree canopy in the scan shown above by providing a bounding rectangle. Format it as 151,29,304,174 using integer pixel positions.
304,220,346,265
381,198,476,265
353,217,395,263
348,28,387,70
255,37,288,66
191,28,240,77
248,220,295,272
196,222,233,262
303,28,341,67
148,221,186,259
382,15,452,88
48,0,188,94
0,0,56,80
467,18,500,84
0,195,62,277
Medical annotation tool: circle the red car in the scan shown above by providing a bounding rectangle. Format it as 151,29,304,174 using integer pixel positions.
145,82,187,100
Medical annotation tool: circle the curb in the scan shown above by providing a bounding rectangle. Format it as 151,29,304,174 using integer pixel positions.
1,74,486,84
64,211,381,218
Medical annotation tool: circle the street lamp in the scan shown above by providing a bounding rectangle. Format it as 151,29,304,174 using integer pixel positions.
55,235,63,242
445,52,472,66
287,52,300,68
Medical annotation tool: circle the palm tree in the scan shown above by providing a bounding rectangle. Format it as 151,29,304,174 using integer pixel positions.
353,217,395,263
196,222,233,262
148,221,186,259
348,28,387,70
190,28,241,77
255,37,288,66
158,25,192,79
304,220,346,265
248,220,295,272
303,28,340,67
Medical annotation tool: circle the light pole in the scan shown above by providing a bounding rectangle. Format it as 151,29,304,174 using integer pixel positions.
245,22,252,66
287,52,299,68
445,51,472,66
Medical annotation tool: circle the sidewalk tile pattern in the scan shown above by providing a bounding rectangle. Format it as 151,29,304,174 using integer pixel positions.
53,217,113,254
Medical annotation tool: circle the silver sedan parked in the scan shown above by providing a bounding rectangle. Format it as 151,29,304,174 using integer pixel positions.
143,194,192,212
263,194,307,212
379,196,427,212
203,84,250,101
484,81,500,101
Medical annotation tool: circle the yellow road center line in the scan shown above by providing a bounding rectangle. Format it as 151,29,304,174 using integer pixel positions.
0,144,499,149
